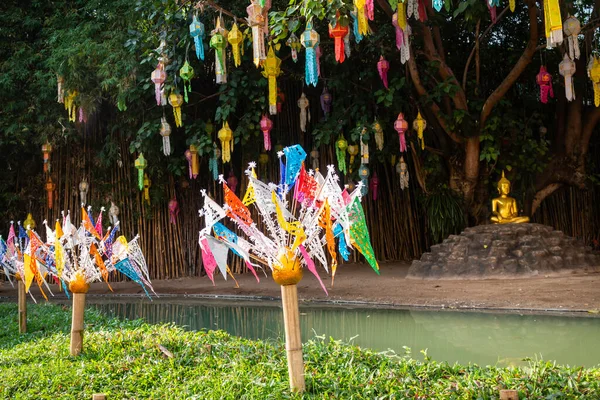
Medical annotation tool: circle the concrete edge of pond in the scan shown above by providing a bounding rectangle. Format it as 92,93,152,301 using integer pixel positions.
1,293,599,318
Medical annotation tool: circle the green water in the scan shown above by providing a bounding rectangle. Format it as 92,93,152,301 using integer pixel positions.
84,297,600,367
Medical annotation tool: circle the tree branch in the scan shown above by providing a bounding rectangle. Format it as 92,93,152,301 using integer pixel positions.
479,0,538,128
407,55,463,144
531,183,562,215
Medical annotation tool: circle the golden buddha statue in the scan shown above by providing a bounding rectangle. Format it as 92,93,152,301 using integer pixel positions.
490,171,530,224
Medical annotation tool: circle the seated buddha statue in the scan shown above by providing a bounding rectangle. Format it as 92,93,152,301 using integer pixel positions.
490,171,530,224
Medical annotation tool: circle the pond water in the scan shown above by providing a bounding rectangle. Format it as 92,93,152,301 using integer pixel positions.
75,297,600,367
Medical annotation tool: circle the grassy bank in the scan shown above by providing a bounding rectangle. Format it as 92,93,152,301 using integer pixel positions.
1,303,599,399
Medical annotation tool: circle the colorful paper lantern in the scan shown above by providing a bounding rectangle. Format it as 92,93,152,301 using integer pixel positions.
301,21,320,87
168,93,184,127
354,0,369,36
218,122,233,163
590,57,600,107
160,117,172,156
45,177,55,209
247,0,266,67
320,87,332,117
262,46,282,115
151,63,166,106
336,136,348,175
134,154,146,191
168,198,179,224
65,91,77,122
260,114,273,151
190,144,199,179
179,61,194,103
377,56,390,89
397,156,409,190
394,113,408,153
298,93,310,133
210,18,228,84
42,142,52,173
358,164,369,196
347,144,358,173
79,178,89,205
286,33,301,63
373,120,384,151
228,23,243,67
536,66,554,104
413,111,426,150
189,15,205,61
559,54,576,102
209,142,220,181
543,0,563,49
329,13,349,63
360,127,369,165
57,75,65,103
563,16,581,60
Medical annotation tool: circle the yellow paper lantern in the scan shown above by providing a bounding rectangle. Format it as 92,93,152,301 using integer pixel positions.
218,121,233,163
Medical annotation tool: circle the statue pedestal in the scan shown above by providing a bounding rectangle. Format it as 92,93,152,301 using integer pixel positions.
408,223,600,279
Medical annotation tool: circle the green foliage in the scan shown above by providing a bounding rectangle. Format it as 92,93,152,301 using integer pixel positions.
422,186,466,244
2,303,600,399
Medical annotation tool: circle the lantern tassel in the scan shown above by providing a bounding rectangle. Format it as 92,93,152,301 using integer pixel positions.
252,26,266,68
509,0,515,11
366,0,374,20
138,170,144,191
163,137,171,156
305,48,318,87
268,76,277,115
400,132,407,153
194,36,204,60
336,147,347,175
334,37,345,63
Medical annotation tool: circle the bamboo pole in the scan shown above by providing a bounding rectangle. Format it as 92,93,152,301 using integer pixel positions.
18,279,26,334
280,284,305,393
70,292,86,356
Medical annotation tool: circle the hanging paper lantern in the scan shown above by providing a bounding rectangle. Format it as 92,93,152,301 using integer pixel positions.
189,15,206,61
218,122,233,163
407,0,418,21
344,31,352,59
160,117,172,156
320,87,332,118
57,75,64,103
360,127,369,164
377,56,390,89
134,153,146,191
370,171,379,201
301,21,320,87
413,111,427,150
247,0,266,67
347,144,358,172
536,66,554,104
42,142,52,173
260,114,273,151
544,0,563,49
433,0,443,12
190,144,199,179
400,24,411,64
143,173,151,204
168,198,180,224
354,0,369,36
394,113,408,152
227,23,244,67
509,0,516,12
563,16,581,61
45,176,55,209
373,120,384,151
262,46,282,115
298,93,310,132
179,61,194,103
336,136,348,175
208,142,220,181
277,88,285,113
65,91,77,122
210,18,228,84
79,177,89,205
397,156,409,190
590,57,600,107
109,201,120,227
329,13,349,63
185,149,193,179
227,170,238,193
559,54,576,102
168,93,184,127
310,148,319,171
286,33,301,63
358,164,369,196
151,63,166,106
487,0,499,23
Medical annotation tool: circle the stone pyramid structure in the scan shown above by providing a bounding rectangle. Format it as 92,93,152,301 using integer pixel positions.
408,223,600,279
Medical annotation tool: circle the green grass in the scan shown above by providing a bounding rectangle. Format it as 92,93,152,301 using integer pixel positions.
1,303,599,399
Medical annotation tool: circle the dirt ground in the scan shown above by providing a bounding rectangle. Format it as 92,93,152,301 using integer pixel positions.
2,262,599,312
